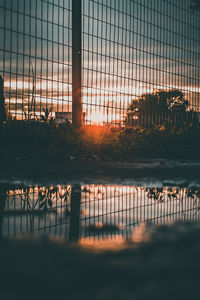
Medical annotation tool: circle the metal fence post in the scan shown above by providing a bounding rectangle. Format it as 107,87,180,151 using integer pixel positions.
69,184,81,242
72,0,82,128
0,75,6,122
0,187,7,239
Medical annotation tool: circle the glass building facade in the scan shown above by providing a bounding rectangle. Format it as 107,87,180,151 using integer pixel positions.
0,0,199,124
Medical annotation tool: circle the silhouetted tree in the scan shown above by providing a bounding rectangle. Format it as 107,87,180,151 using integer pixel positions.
128,90,188,115
125,90,189,127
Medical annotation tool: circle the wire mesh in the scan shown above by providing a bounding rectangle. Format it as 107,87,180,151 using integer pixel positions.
0,0,72,120
0,0,199,125
1,184,200,241
82,0,200,125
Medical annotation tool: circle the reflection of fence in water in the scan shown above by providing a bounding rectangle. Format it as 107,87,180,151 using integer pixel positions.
3,186,72,237
81,186,200,238
2,185,200,239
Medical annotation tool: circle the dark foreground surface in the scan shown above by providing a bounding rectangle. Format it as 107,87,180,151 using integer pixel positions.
1,159,200,185
0,166,200,300
0,222,200,300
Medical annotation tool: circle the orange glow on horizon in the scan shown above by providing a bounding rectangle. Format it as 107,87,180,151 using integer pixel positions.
4,79,200,123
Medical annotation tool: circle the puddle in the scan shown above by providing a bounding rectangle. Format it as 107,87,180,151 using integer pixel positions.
1,182,200,246
1,180,200,299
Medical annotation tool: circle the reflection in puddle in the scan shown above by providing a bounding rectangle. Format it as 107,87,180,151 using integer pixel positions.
1,184,200,246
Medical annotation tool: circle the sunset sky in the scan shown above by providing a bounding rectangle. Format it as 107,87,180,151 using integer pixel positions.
0,0,199,123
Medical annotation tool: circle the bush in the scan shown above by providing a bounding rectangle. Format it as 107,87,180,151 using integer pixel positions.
0,120,199,162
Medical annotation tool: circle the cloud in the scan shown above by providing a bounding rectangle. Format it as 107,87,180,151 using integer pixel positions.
0,0,199,117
